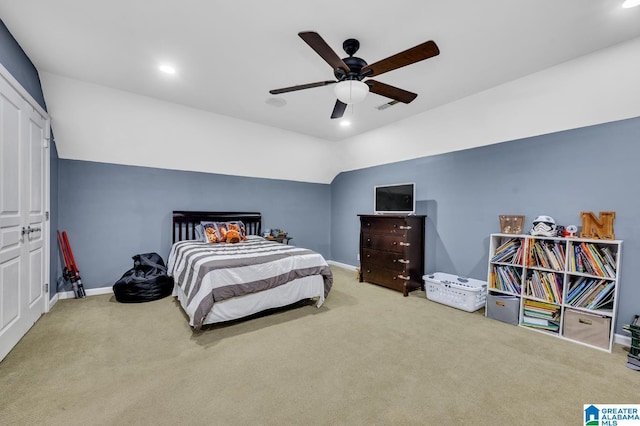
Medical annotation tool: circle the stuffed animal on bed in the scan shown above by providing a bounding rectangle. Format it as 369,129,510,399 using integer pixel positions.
225,229,241,243
227,222,247,241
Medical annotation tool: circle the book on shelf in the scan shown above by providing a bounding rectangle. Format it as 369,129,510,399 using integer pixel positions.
523,299,560,317
600,246,617,269
526,270,562,304
582,243,606,276
522,316,560,331
572,281,605,307
522,300,560,331
491,238,524,264
567,278,614,310
529,240,564,271
566,276,587,301
522,315,548,326
590,289,614,311
571,243,616,278
585,282,615,310
491,265,522,294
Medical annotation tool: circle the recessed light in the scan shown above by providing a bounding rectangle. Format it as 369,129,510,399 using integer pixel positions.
159,64,176,75
622,0,640,8
340,120,351,127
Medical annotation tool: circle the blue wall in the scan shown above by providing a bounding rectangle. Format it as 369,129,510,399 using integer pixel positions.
330,116,640,334
58,160,331,291
0,20,45,110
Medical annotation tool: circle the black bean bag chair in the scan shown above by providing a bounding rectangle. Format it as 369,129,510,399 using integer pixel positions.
113,253,174,303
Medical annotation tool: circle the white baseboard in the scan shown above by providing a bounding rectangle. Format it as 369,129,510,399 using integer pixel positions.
615,333,631,347
327,260,357,271
48,293,59,310
57,286,114,300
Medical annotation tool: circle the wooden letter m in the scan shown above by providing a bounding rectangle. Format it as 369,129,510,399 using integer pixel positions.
580,211,616,240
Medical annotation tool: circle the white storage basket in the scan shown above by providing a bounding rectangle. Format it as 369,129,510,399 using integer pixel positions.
423,272,487,312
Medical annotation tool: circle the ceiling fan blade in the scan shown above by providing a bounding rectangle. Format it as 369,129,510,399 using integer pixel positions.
331,100,347,119
366,80,418,104
269,80,337,95
299,31,351,72
361,40,439,77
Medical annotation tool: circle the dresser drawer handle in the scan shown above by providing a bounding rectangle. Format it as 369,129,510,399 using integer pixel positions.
397,275,410,280
399,226,412,230
398,259,410,264
392,241,397,245
399,242,410,247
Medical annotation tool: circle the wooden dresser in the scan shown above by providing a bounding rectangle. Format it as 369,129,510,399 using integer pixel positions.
358,214,426,296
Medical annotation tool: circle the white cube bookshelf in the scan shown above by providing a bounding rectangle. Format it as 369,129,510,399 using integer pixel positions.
486,233,622,352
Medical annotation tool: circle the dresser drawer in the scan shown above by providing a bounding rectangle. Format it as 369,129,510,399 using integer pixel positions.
362,234,410,253
360,217,412,234
361,248,409,271
361,268,409,292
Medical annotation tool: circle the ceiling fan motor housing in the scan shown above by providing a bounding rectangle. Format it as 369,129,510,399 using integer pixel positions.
335,56,367,81
334,38,367,81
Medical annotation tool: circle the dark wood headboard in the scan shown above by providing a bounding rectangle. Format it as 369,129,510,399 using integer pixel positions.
172,211,262,243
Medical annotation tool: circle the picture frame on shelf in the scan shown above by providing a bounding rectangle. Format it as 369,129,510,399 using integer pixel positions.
499,215,525,234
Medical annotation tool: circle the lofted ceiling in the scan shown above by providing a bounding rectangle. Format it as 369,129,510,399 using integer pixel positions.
1,1,639,142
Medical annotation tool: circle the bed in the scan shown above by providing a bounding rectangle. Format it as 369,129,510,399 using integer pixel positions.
167,211,333,328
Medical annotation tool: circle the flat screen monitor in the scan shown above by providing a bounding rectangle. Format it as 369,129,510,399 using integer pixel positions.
374,183,415,214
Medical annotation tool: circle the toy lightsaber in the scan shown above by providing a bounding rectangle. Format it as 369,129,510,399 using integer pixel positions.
57,230,86,298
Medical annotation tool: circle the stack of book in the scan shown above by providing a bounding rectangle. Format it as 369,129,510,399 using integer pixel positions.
491,238,524,264
522,299,560,332
525,270,563,304
624,315,640,371
491,265,522,294
566,277,615,311
528,240,565,271
569,243,617,278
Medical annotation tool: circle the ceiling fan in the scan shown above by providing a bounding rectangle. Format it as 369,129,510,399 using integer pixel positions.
269,31,440,119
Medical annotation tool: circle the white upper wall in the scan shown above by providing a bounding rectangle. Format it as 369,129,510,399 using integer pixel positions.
338,37,640,174
42,37,640,184
41,73,342,184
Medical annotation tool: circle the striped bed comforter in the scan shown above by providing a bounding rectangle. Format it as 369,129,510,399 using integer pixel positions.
167,238,333,328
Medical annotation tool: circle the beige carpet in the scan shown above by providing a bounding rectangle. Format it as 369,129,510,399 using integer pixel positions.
1,266,638,426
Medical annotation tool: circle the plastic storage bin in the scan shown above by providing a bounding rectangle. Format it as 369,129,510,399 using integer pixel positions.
423,273,487,312
486,293,520,325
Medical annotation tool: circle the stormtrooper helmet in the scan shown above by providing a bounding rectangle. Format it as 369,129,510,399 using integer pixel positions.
530,215,558,237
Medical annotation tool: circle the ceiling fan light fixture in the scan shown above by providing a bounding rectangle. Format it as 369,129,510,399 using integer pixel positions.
334,80,369,104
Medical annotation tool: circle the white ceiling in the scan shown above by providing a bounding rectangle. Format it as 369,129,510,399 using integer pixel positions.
1,0,640,142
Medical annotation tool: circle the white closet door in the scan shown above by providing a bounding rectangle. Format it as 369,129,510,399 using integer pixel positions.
0,70,48,362
23,104,47,326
